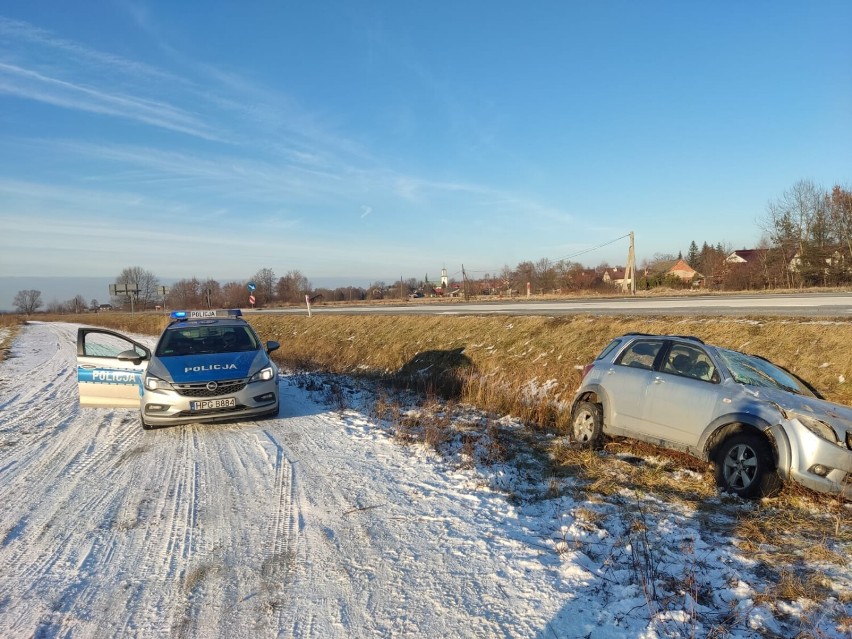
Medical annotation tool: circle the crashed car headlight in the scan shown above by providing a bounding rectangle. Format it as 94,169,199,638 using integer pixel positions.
249,367,275,383
144,374,174,392
791,413,840,445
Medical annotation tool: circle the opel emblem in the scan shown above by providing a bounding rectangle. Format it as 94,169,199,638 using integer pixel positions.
206,381,218,392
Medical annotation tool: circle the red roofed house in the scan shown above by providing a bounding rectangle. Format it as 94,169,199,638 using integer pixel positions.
665,259,703,286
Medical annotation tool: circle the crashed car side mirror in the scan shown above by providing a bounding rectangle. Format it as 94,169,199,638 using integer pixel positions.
266,341,280,354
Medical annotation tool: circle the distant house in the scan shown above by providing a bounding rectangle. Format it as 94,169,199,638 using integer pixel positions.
726,249,768,264
602,267,631,288
665,259,703,285
97,304,113,312
788,247,848,274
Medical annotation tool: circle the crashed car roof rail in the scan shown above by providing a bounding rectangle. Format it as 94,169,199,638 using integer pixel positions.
623,332,705,344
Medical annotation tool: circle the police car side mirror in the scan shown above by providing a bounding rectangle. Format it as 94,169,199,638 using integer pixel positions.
117,349,147,365
266,341,280,354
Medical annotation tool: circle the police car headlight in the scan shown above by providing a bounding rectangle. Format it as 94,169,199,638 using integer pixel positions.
144,374,174,391
249,367,275,383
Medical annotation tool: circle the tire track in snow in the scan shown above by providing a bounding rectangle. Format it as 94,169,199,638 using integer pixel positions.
259,428,299,620
0,323,79,447
0,410,146,635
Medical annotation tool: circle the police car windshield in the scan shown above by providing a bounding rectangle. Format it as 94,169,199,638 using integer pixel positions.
156,325,258,357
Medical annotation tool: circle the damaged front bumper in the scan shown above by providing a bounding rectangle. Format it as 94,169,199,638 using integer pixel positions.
776,415,852,500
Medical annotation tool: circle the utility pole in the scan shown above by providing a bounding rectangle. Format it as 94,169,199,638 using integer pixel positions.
462,264,469,300
622,231,636,295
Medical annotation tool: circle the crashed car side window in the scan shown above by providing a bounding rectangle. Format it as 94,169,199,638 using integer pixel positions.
615,340,663,370
661,344,717,382
595,339,622,361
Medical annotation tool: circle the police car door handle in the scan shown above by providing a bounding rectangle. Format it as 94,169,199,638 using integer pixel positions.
79,364,97,369
653,376,664,384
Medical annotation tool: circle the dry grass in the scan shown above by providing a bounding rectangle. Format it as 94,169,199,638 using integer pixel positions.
46,311,852,407
247,313,852,408
0,314,26,362
38,312,170,335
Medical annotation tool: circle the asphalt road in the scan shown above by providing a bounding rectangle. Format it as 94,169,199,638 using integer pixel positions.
256,292,852,317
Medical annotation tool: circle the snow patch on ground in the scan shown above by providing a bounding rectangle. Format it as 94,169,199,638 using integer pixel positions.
0,322,850,638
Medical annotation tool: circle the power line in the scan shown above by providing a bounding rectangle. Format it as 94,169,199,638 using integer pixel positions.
460,232,633,276
551,233,632,263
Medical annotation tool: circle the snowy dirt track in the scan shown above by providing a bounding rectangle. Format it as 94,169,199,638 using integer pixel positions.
1,322,851,639
0,323,565,638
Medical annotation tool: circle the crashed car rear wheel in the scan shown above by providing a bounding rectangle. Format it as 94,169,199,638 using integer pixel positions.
571,401,603,448
714,432,780,499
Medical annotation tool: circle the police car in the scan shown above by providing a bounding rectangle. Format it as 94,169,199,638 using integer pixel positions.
76,309,280,429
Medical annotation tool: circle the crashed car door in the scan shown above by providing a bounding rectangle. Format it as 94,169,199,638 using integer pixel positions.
641,342,722,448
604,339,666,432
76,328,150,408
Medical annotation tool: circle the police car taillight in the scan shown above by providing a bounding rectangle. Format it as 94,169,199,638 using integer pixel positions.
581,363,594,379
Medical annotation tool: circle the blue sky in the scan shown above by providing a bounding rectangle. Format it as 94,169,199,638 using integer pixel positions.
1,1,850,291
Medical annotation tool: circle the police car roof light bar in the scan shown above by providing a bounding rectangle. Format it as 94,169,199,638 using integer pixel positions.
169,309,242,321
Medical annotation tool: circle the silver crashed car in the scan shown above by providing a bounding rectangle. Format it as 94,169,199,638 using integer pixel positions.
570,333,852,499
76,309,280,429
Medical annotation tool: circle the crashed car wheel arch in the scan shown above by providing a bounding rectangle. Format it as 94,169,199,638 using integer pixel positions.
714,431,782,498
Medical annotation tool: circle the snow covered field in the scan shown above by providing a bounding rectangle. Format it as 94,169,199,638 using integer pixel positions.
0,322,850,638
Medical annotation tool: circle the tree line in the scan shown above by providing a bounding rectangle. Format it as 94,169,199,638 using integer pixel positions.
12,179,851,313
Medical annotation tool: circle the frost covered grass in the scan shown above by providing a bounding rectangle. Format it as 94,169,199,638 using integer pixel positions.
0,314,26,361
295,372,852,638
248,313,852,407
51,311,852,405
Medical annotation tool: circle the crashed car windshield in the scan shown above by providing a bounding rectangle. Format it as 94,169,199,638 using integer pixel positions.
716,348,817,398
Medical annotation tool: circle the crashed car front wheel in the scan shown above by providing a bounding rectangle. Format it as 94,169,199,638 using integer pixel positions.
714,433,780,499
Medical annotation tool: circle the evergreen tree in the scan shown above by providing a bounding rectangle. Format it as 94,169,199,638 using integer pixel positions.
687,241,699,266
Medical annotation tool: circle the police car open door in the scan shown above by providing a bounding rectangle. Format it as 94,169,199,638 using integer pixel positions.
76,328,151,408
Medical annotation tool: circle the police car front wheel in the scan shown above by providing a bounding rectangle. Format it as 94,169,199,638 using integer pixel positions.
141,411,155,431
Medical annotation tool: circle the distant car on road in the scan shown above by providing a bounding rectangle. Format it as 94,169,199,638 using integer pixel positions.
76,309,280,429
571,333,852,499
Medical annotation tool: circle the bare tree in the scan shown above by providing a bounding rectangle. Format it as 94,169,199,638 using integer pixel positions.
498,265,516,294
115,266,159,310
251,268,276,306
535,258,556,293
13,289,43,314
69,294,87,314
46,299,67,314
221,281,248,308
761,180,833,286
275,270,311,304
828,185,852,280
200,279,223,308
168,278,202,309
